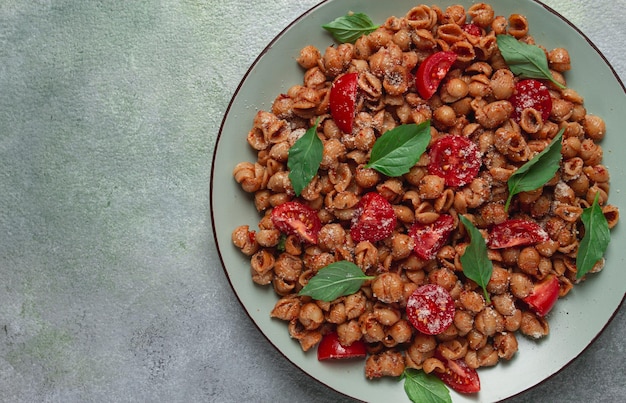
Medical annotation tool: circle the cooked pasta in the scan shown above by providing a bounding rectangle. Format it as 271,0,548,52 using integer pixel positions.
231,1,619,389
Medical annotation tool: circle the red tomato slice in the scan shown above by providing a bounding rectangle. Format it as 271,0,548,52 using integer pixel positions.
408,214,455,261
350,192,396,243
416,51,457,100
488,219,549,249
434,351,481,394
523,275,560,317
509,79,552,123
329,72,358,133
271,201,322,244
406,284,455,335
461,23,482,37
427,135,481,187
317,332,367,361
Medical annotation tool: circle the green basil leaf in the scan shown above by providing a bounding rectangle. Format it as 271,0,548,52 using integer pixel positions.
505,128,564,211
496,34,566,89
576,192,610,279
276,234,287,252
322,12,379,44
401,369,452,403
459,215,493,304
365,121,431,177
288,119,323,196
298,261,375,302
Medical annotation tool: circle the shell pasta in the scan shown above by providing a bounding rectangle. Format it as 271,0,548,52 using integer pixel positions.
230,1,618,393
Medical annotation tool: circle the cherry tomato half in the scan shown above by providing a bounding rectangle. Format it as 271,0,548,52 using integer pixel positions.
427,135,481,187
509,79,552,123
434,351,481,394
406,284,455,335
488,218,549,249
329,72,358,133
350,192,397,243
408,214,455,261
415,51,457,100
523,274,560,317
271,201,322,244
317,332,367,361
461,23,482,37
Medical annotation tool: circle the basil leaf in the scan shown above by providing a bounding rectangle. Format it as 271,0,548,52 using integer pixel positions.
288,119,323,196
298,261,375,302
365,121,431,177
322,13,379,44
576,192,610,279
496,34,566,89
276,234,287,252
401,369,452,403
459,215,493,304
505,128,564,211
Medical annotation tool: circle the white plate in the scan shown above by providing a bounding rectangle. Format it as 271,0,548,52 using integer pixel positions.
212,0,626,401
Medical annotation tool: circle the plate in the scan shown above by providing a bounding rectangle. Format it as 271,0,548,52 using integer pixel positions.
211,0,626,401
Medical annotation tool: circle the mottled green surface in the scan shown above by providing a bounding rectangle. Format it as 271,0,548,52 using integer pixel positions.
0,1,624,402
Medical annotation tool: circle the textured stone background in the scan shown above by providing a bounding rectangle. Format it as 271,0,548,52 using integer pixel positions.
0,1,624,402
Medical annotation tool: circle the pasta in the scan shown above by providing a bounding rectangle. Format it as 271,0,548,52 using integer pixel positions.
231,1,619,392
